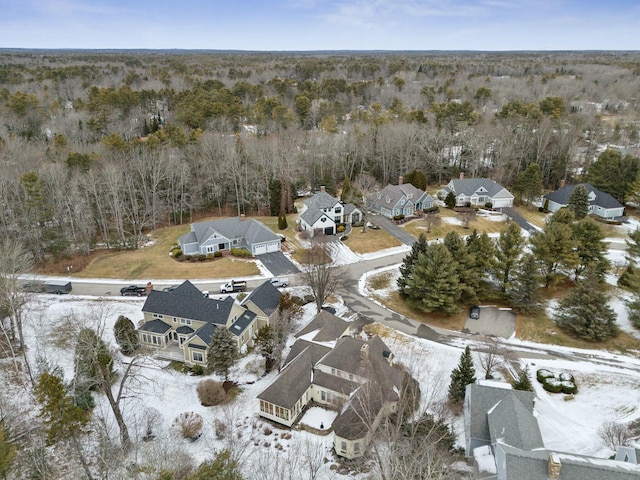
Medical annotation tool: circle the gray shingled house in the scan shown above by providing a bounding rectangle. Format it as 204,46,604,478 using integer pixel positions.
465,382,640,479
178,216,281,257
366,176,434,219
138,280,278,365
257,311,406,459
440,177,514,208
298,187,361,236
543,182,624,220
240,279,282,330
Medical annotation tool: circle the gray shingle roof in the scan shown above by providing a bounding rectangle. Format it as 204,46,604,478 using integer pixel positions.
367,183,433,209
303,191,341,211
466,383,539,448
241,280,281,317
175,325,194,334
257,345,315,408
139,319,171,334
543,183,623,210
295,310,351,342
300,208,331,226
319,336,391,376
444,178,513,198
180,217,279,249
230,310,256,336
282,339,332,368
487,394,544,451
142,286,234,325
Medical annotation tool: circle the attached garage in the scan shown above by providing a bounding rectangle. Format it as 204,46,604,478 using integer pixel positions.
492,197,513,208
253,244,267,255
252,241,281,256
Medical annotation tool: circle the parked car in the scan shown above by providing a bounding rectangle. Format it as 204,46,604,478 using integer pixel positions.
366,221,381,230
270,277,289,288
120,285,147,296
162,285,179,292
469,305,480,319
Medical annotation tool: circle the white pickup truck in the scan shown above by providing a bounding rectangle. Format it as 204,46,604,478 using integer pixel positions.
270,277,289,288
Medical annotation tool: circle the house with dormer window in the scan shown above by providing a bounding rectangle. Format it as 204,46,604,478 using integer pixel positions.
543,182,624,220
441,177,514,208
366,176,434,219
137,280,280,365
298,187,361,236
257,311,407,459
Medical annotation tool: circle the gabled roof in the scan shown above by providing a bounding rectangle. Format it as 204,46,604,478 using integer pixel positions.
241,280,281,317
319,336,392,376
230,309,257,336
343,203,360,215
257,345,315,408
142,285,235,325
300,208,333,226
295,310,351,342
172,280,204,298
282,339,332,368
303,191,341,211
367,183,433,208
487,394,544,451
466,383,539,447
444,178,513,198
139,319,172,334
180,217,280,247
543,183,623,210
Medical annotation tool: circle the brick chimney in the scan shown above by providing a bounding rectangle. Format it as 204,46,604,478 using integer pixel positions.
398,176,404,185
240,213,245,221
548,453,561,479
320,185,325,192
459,172,465,180
360,343,369,366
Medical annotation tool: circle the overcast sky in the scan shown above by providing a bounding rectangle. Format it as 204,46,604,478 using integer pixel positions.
1,0,639,51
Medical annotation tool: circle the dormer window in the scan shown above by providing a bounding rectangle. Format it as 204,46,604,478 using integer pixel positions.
407,193,413,199
335,207,341,213
386,196,391,203
377,193,381,199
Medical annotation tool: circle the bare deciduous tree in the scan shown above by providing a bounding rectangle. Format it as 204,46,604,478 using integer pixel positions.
303,239,346,313
598,421,631,451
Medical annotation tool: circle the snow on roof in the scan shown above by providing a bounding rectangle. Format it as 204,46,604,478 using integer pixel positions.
473,445,497,474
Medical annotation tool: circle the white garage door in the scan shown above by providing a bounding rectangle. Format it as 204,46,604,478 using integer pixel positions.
253,244,267,255
492,198,512,208
266,241,280,253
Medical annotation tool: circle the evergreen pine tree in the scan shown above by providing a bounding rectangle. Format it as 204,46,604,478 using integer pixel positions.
571,218,609,281
277,213,288,230
554,273,617,341
567,184,590,220
188,450,243,480
268,179,281,216
405,243,461,314
443,231,478,304
448,346,476,404
547,207,575,226
531,221,578,287
404,169,427,191
114,315,140,355
444,191,456,209
506,253,542,313
467,230,496,296
512,367,533,392
492,222,525,293
397,233,428,295
207,327,238,381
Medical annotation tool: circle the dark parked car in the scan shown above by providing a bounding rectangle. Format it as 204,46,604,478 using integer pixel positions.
120,285,147,296
162,285,179,292
470,305,480,319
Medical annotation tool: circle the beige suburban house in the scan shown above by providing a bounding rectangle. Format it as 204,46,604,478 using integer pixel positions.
137,280,280,365
257,310,407,459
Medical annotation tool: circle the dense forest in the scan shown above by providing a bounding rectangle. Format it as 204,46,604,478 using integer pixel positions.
1,50,640,263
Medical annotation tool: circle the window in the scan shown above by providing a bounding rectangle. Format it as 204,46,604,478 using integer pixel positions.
260,400,274,415
153,313,164,319
192,352,204,363
173,317,177,323
321,391,326,401
206,246,214,253
331,368,336,375
180,318,192,325
335,207,342,213
354,442,360,453
349,374,353,381
341,441,347,452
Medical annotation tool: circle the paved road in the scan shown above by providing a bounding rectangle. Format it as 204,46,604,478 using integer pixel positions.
502,207,540,233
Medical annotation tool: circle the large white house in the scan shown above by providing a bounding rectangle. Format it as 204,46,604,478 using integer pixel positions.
298,187,361,236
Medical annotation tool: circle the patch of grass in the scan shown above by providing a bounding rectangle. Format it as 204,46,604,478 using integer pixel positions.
401,209,505,241
514,205,548,228
343,228,401,254
368,271,393,291
372,290,467,331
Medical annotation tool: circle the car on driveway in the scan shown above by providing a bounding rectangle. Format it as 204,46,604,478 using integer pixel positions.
270,277,289,288
120,285,147,296
469,305,480,319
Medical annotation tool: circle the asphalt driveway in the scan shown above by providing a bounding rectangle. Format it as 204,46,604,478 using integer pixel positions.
370,215,416,246
258,251,300,276
463,306,516,338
